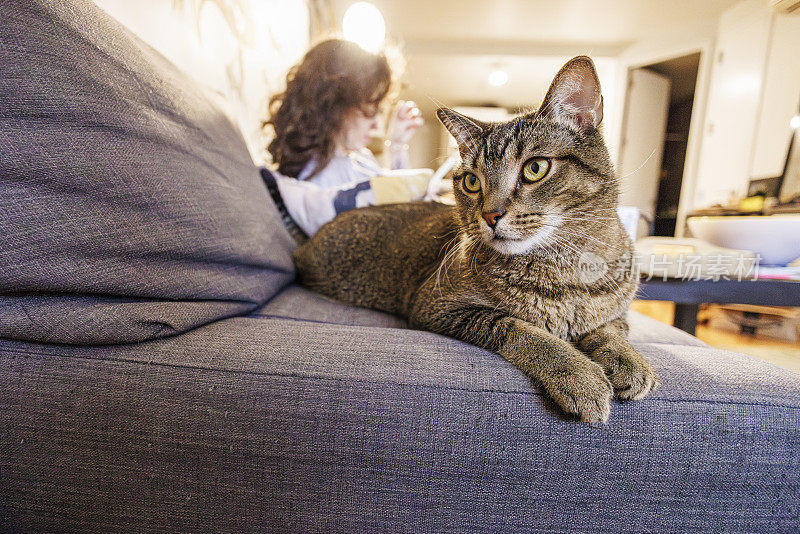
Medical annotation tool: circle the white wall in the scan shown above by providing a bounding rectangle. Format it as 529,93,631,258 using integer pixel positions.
93,0,309,164
615,15,720,236
616,0,800,236
750,13,800,179
691,2,800,207
692,0,774,209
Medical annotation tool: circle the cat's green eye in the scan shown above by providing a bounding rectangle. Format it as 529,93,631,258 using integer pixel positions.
521,157,551,183
462,173,481,193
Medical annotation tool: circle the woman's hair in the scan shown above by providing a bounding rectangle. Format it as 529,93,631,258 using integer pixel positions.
265,39,393,178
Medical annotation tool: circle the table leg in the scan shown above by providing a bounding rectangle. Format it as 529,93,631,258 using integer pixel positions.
673,303,699,335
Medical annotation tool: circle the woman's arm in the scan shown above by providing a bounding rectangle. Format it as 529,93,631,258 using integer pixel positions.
275,167,432,237
385,140,410,170
386,101,423,170
275,173,375,236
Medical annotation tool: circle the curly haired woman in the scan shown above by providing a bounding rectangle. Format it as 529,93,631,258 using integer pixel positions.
262,39,426,238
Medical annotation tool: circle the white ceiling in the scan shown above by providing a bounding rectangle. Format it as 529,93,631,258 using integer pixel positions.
402,54,619,112
330,0,739,110
374,0,739,50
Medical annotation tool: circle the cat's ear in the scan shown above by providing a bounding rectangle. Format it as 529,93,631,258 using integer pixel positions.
437,108,487,156
538,56,603,131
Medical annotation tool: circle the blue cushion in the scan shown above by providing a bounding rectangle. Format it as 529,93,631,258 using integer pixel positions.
256,285,708,346
0,0,295,344
251,285,408,329
1,313,798,531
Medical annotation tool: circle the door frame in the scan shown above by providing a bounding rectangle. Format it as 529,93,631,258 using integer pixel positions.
617,41,715,237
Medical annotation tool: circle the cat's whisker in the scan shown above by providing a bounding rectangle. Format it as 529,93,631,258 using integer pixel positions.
596,272,627,307
429,227,470,295
563,229,628,252
443,230,487,289
558,207,621,214
553,229,629,305
435,246,459,293
547,234,588,281
556,212,619,218
563,204,621,213
556,209,627,225
433,220,477,240
468,235,484,275
453,115,482,160
556,247,604,327
546,232,583,257
551,232,628,313
553,226,628,254
426,95,480,162
617,147,658,181
553,215,619,222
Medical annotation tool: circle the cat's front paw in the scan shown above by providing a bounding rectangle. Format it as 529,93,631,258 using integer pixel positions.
592,347,659,401
543,358,614,423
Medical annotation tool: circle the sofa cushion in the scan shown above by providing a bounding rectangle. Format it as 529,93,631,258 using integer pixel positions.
251,285,707,349
250,285,408,329
1,314,798,531
0,0,295,345
626,309,707,346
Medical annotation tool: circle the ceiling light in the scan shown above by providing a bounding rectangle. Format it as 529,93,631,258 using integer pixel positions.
791,114,800,130
342,2,385,53
488,69,508,87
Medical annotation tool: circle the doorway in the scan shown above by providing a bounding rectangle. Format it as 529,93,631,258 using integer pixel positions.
647,53,701,236
619,52,701,237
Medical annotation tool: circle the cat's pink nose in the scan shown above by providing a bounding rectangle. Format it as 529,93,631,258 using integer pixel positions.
482,211,505,229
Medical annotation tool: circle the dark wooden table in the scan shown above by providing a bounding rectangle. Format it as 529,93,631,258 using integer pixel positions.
637,278,800,334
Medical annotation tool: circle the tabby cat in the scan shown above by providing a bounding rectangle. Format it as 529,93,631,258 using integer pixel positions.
294,56,658,423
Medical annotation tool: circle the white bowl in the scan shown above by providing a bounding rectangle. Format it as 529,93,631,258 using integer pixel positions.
687,215,800,266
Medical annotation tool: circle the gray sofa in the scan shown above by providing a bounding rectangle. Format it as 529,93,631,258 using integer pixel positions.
2,0,799,532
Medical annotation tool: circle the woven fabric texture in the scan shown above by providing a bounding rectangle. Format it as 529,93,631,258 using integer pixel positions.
2,314,799,532
252,285,707,347
0,0,295,345
2,0,798,531
251,284,409,329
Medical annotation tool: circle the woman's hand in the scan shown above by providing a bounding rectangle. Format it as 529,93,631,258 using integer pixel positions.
388,100,424,146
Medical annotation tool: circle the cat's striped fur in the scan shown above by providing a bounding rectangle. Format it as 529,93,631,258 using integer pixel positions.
295,56,658,423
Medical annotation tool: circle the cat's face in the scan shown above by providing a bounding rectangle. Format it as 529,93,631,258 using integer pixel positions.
438,56,618,257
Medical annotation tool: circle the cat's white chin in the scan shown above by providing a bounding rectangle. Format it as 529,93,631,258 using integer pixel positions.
487,224,558,256
489,232,548,256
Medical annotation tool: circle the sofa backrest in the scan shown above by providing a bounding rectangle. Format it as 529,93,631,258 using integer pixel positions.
0,0,296,345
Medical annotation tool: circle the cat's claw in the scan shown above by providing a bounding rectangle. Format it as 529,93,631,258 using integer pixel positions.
544,359,613,423
593,348,659,401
